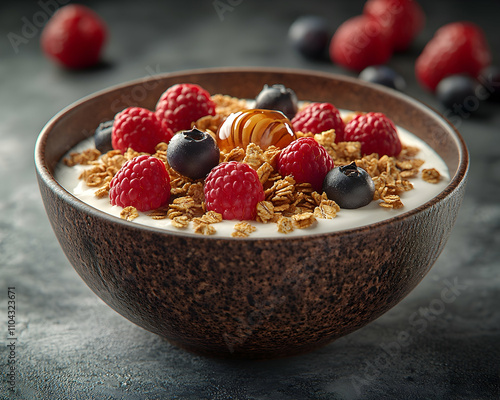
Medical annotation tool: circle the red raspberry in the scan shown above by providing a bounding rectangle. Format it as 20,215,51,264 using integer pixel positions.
155,84,216,134
344,112,401,157
40,4,107,69
112,107,174,154
204,162,265,221
109,155,171,212
277,137,334,192
329,15,393,72
364,0,425,52
291,103,346,142
416,22,491,92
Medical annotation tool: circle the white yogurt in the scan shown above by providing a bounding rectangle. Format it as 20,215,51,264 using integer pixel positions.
55,124,450,238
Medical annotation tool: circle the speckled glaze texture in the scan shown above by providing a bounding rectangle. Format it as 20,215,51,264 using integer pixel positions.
35,68,468,359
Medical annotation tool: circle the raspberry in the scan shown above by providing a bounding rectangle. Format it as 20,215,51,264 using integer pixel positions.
344,112,402,157
277,137,334,192
204,162,265,221
364,0,425,52
112,107,174,154
291,103,346,142
109,155,171,212
329,15,392,72
415,22,491,92
155,84,216,134
40,4,107,69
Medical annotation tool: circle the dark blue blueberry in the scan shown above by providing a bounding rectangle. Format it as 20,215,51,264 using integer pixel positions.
436,75,478,111
94,120,114,153
288,15,330,60
358,66,406,91
254,84,298,120
478,66,500,102
166,128,220,180
322,162,375,209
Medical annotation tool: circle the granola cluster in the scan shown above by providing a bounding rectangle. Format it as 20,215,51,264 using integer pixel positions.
64,94,441,237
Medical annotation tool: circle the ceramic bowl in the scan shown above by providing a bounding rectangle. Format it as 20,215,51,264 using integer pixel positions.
35,67,468,359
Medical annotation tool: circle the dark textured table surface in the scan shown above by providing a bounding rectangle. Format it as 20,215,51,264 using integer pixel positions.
1,0,499,399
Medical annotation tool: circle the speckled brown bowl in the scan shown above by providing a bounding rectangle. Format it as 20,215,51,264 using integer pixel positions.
35,67,468,359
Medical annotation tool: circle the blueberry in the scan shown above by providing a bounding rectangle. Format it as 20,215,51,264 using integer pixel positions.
166,128,220,180
288,15,330,59
254,84,298,119
436,75,478,111
94,120,114,153
478,66,500,102
358,66,406,91
322,162,375,209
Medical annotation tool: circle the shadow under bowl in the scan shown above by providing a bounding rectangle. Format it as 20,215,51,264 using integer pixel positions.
35,67,469,359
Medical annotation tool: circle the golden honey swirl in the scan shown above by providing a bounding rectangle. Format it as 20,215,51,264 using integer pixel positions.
216,109,296,152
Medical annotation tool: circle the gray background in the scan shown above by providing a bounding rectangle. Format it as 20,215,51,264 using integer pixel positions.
1,0,499,399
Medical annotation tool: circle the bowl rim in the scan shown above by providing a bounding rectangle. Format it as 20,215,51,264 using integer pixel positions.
34,66,469,242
